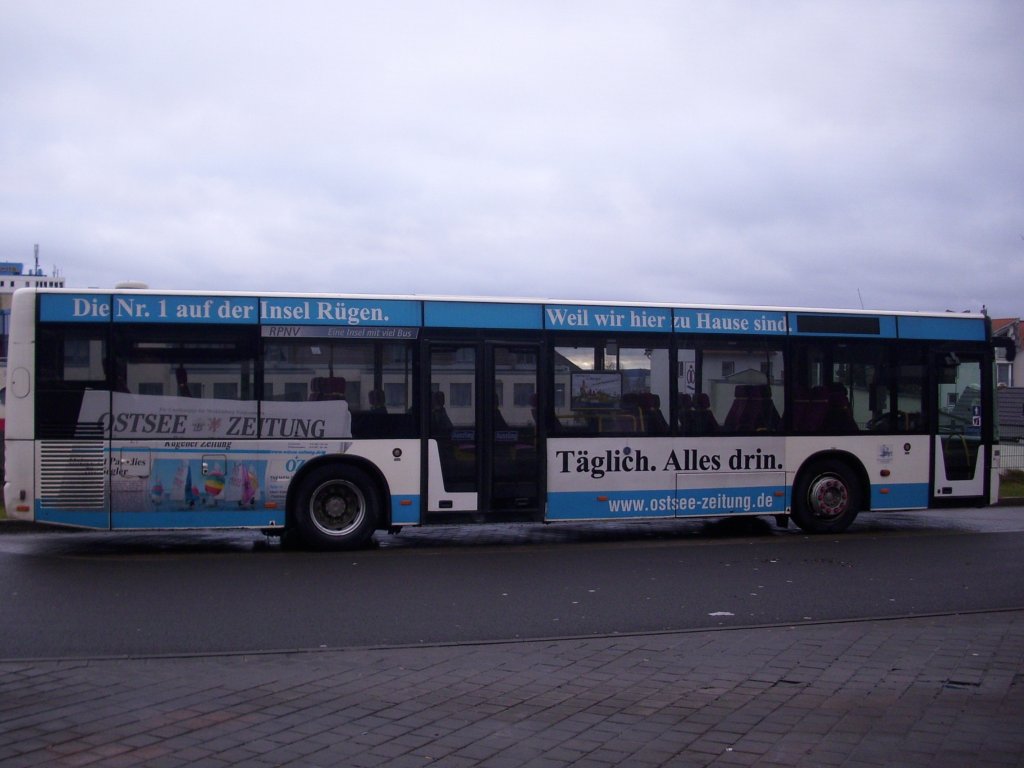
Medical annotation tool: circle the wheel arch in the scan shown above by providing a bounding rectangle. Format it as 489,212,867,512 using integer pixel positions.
286,454,392,532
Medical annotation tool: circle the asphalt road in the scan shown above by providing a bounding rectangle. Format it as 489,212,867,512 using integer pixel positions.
1,507,1023,660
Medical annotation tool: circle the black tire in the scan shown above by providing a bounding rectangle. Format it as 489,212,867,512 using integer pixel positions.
791,459,862,534
292,463,380,550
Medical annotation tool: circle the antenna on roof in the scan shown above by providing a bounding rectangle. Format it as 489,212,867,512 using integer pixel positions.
857,288,865,309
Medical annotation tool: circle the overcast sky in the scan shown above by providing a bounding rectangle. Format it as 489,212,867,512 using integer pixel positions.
2,1,1022,317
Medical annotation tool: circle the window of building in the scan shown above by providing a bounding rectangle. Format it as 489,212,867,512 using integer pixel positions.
449,382,473,408
514,382,535,407
997,361,1013,388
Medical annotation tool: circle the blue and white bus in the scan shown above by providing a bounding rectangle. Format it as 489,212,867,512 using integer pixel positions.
2,288,1005,548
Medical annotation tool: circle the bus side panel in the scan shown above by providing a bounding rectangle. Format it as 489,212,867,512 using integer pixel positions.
546,437,787,522
105,439,422,530
784,435,931,511
3,440,35,522
110,440,281,530
33,439,108,528
3,290,38,520
336,440,422,525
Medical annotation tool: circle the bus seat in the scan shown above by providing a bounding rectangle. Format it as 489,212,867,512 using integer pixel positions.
745,385,781,432
368,389,388,413
795,386,828,432
723,385,750,432
692,393,719,435
677,393,695,435
641,393,670,435
431,390,453,434
620,393,642,422
822,384,858,433
598,413,637,433
310,376,347,401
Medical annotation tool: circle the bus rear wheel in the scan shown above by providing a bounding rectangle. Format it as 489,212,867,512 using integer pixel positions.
792,459,861,534
292,464,380,550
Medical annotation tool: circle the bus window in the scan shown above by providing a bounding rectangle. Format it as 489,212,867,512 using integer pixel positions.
263,339,415,438
836,346,885,433
553,341,669,435
36,325,109,438
894,347,927,433
791,341,927,437
700,342,783,433
113,326,257,440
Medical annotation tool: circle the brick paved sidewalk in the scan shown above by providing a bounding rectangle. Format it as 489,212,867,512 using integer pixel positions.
2,611,1023,767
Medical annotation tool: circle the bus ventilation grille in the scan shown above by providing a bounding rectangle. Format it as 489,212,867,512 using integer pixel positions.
39,442,107,510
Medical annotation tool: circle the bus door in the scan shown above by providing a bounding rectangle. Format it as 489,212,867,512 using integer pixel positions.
427,342,540,518
487,343,540,513
932,351,987,502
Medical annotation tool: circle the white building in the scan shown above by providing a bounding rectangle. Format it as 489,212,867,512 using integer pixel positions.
0,252,65,371
993,318,1022,389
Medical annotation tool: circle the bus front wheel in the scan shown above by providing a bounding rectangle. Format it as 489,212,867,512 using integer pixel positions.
792,460,861,534
292,464,380,550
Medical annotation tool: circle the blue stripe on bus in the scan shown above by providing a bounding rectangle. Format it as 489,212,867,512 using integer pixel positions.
37,294,989,341
544,304,672,333
897,316,987,341
111,510,287,529
37,294,427,327
547,486,786,521
35,508,109,529
39,293,112,322
672,308,789,335
424,301,542,329
788,312,898,338
37,503,421,530
112,295,260,324
870,483,929,510
259,297,421,326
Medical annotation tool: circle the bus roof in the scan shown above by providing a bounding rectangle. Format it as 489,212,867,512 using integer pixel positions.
15,285,988,320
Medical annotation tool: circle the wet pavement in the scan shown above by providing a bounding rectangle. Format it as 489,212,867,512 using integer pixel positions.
1,506,1023,766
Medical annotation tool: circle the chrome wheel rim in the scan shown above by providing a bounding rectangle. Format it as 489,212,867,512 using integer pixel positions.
807,475,849,519
309,480,366,537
